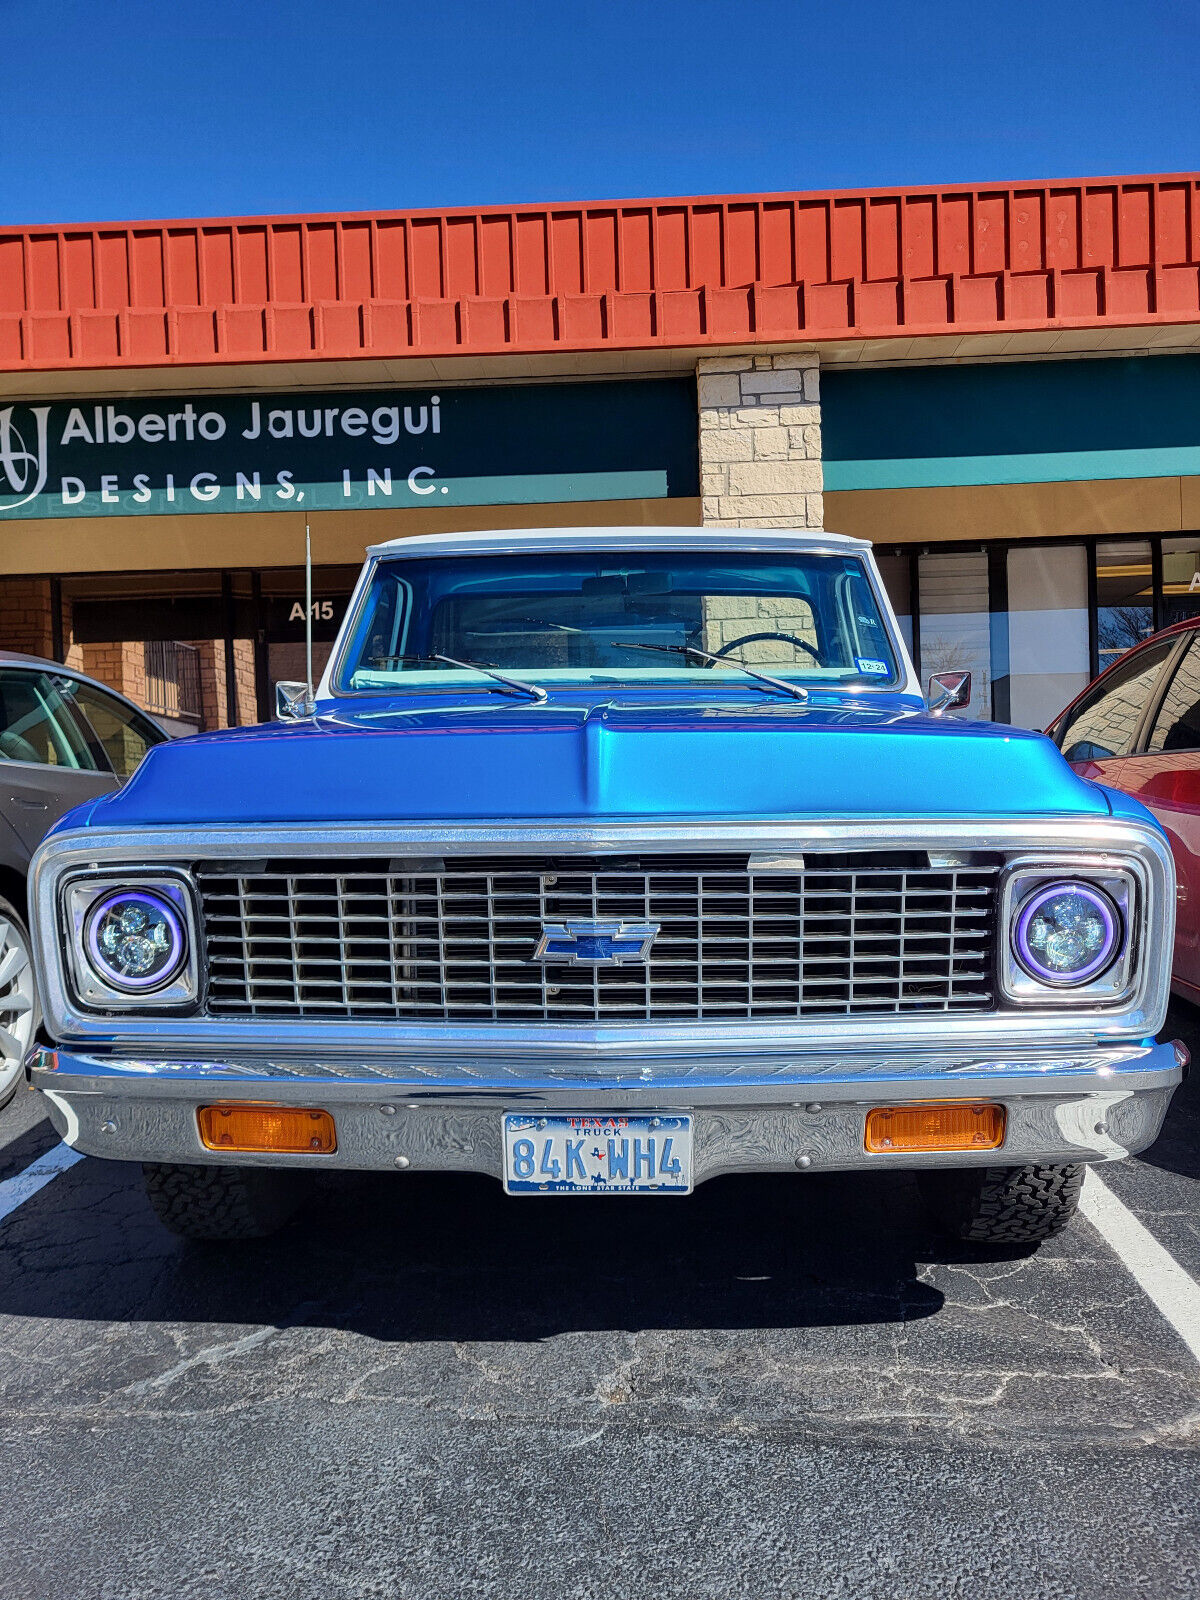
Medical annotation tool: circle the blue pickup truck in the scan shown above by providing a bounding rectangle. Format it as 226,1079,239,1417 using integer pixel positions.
25,529,1184,1243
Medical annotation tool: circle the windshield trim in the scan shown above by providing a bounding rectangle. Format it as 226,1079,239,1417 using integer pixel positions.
324,545,916,702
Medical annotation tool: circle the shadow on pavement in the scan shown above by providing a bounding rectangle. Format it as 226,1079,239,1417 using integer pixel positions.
0,1113,60,1187
0,1163,955,1339
2,1004,1194,1355
1144,997,1200,1182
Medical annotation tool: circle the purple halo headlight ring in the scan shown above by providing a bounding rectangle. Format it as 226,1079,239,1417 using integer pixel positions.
83,888,188,993
1013,881,1122,987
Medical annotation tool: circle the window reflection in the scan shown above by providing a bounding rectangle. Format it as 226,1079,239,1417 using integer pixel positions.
1147,637,1200,753
874,555,913,656
1096,540,1154,673
866,536,1192,729
1058,638,1174,762
916,551,990,720
1005,546,1088,730
1161,538,1200,630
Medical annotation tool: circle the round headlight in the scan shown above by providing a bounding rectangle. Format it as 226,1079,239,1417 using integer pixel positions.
1013,881,1121,987
84,889,187,993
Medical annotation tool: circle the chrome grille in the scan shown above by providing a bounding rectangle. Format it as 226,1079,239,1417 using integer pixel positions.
197,853,999,1022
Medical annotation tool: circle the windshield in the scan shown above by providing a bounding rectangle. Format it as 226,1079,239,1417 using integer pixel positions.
335,549,902,693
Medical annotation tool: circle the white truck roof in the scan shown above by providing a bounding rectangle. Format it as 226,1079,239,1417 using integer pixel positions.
365,527,869,559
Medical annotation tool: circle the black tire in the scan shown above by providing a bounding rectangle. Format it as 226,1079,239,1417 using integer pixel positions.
142,1162,301,1240
918,1162,1085,1245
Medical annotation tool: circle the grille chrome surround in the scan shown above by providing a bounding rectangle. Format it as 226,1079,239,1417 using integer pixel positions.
197,854,1000,1023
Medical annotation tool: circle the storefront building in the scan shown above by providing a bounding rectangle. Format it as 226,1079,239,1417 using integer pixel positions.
2,172,1199,730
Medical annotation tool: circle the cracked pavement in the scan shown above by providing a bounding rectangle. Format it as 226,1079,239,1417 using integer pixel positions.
0,1010,1198,1598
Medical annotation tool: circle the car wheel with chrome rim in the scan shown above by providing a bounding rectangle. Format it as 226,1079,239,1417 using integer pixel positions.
0,896,37,1110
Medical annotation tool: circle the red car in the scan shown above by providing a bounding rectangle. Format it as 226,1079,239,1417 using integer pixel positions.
1048,618,1200,1004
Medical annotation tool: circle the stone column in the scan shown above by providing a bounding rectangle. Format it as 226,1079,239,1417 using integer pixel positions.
697,353,823,528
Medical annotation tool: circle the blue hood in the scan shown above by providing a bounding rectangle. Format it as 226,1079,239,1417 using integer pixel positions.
70,689,1110,829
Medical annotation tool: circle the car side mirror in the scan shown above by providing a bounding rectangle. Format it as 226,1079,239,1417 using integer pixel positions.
275,681,315,721
927,671,971,716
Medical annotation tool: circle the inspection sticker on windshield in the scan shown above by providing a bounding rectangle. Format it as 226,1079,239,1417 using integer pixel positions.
855,656,890,675
502,1113,693,1194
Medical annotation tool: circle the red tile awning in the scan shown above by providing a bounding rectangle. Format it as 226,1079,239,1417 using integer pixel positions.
2,174,1198,372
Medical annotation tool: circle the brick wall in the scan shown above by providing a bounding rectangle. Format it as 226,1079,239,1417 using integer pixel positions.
231,638,256,725
79,641,147,705
0,577,56,657
0,577,257,730
697,353,823,528
191,639,257,728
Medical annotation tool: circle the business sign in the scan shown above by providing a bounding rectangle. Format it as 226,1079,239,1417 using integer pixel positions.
0,377,698,519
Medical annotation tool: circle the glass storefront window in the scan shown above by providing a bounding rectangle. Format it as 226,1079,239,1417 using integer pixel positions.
1006,545,1089,731
40,535,1198,741
1160,537,1200,630
916,551,990,720
857,537,1200,729
874,554,913,657
1096,540,1155,673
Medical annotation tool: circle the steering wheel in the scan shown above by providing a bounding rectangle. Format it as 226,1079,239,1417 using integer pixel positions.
710,630,821,663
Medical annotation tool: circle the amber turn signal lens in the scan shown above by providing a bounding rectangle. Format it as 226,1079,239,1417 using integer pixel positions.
197,1104,337,1154
864,1102,1005,1154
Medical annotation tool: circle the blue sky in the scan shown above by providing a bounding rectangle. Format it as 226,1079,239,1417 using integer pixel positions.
4,0,1198,224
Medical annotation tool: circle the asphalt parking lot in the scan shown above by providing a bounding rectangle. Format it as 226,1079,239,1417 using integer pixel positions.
0,1016,1198,1600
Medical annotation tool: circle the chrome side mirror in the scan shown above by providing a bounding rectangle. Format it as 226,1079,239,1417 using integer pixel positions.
927,671,971,716
275,681,315,721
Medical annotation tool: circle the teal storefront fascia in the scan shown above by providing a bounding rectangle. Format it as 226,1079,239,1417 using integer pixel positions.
822,354,1200,491
0,376,699,520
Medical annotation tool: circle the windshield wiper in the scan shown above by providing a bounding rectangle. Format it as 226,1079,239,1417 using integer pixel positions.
369,653,547,704
610,641,809,701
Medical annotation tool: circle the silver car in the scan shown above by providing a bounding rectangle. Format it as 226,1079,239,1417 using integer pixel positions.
0,653,168,1105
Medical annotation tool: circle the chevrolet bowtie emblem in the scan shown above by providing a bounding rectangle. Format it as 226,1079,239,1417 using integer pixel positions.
532,919,660,966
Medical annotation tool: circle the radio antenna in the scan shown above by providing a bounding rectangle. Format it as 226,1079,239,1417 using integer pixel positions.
304,521,314,709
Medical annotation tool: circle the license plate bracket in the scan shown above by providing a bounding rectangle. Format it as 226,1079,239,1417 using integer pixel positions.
502,1113,693,1195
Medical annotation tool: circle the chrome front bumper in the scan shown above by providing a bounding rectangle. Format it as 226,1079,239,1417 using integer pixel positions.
29,1040,1185,1183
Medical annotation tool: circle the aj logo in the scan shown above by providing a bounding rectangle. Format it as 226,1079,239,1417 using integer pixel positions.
0,405,50,513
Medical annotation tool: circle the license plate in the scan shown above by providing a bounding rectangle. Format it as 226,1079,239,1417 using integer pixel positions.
502,1113,693,1195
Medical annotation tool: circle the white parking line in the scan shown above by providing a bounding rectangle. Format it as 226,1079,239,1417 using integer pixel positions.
0,1142,86,1227
1081,1168,1200,1366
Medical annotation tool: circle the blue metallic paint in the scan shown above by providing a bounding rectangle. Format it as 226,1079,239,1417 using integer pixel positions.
29,526,1185,1200
57,684,1113,830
